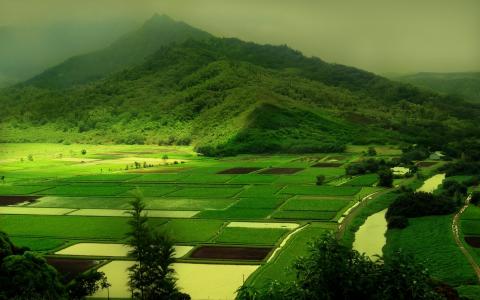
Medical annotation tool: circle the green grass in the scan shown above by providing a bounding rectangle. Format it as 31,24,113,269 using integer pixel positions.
214,227,288,245
272,210,337,220
342,174,378,187
461,220,480,235
196,207,273,219
281,197,351,211
462,204,480,220
159,219,225,243
128,173,187,182
0,215,165,240
129,185,179,197
457,285,480,300
42,185,130,197
280,185,360,196
179,174,237,184
249,224,329,287
384,215,478,285
229,174,278,184
237,185,284,198
233,197,288,209
0,185,54,195
168,187,244,198
145,198,235,210
29,196,133,209
62,174,141,182
10,237,66,251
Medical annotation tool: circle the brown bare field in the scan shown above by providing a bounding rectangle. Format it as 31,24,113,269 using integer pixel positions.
259,168,304,174
0,195,38,206
218,167,262,174
190,246,272,261
312,162,343,167
465,236,480,248
46,258,98,282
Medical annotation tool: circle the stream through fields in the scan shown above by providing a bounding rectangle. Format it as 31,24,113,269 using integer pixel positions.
353,173,446,258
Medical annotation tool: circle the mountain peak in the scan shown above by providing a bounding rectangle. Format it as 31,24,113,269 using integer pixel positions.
142,13,176,28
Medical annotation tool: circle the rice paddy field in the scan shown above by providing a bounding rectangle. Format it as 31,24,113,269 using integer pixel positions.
0,143,452,299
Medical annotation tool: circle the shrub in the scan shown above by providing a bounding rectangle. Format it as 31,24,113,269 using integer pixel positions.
471,192,480,206
316,175,326,186
387,215,409,229
386,191,459,220
442,180,468,197
378,168,393,187
367,147,377,156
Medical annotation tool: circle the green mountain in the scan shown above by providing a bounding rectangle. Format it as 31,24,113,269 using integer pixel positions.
392,72,480,103
1,17,479,155
23,14,212,89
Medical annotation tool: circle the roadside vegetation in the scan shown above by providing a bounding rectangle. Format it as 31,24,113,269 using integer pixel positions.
0,231,108,299
239,233,458,300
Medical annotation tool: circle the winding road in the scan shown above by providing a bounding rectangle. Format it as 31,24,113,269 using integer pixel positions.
452,194,480,283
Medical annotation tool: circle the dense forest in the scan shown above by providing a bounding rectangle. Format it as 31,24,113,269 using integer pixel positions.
0,15,479,156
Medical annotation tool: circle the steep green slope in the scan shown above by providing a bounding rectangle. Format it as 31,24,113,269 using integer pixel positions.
23,14,212,89
1,30,479,155
392,72,480,103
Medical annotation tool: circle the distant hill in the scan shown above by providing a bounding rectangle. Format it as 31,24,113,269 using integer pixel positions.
1,17,479,155
24,14,212,89
391,72,480,103
0,20,139,85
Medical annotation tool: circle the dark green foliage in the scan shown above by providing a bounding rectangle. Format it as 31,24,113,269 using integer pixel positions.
346,158,386,176
0,231,107,299
1,19,480,154
441,180,468,197
462,176,479,187
399,145,430,165
387,215,409,229
367,146,377,156
126,195,189,300
0,252,66,300
443,140,480,161
471,192,480,206
316,175,326,185
67,270,110,300
386,192,459,221
393,72,480,103
378,168,394,187
237,233,446,300
440,161,480,177
0,231,26,261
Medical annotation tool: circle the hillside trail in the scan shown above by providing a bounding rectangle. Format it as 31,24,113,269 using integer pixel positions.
452,194,480,283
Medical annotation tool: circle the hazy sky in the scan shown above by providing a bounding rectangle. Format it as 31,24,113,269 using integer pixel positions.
1,0,479,74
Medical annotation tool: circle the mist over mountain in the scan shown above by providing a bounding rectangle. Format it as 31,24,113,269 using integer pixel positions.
0,19,140,87
24,14,212,89
392,72,480,104
1,15,479,156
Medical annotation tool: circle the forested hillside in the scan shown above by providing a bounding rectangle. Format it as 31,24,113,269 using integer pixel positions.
392,72,480,103
1,16,479,156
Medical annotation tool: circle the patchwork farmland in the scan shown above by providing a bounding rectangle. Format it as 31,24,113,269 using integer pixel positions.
0,143,436,299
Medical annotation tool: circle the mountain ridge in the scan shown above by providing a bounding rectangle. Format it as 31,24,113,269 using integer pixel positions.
23,14,213,89
391,72,480,103
1,16,479,155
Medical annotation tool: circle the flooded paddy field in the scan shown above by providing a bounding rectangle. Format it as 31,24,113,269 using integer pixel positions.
93,261,259,299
